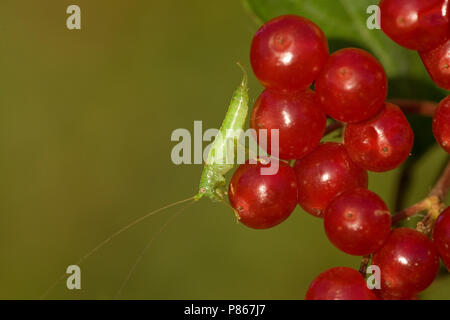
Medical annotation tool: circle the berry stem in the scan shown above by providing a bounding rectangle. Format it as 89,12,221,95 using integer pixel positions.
391,159,450,226
359,254,371,276
388,99,437,117
394,161,414,212
324,120,343,135
391,198,433,225
418,160,450,235
430,159,450,201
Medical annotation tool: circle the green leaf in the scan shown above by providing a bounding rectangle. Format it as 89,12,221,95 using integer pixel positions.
243,0,447,100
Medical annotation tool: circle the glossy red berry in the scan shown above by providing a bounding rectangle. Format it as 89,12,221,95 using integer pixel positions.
305,267,377,300
379,0,449,51
315,48,387,123
250,15,329,93
420,39,450,90
433,207,450,270
324,188,391,256
228,161,297,229
372,228,440,299
432,96,450,153
250,89,326,160
344,102,414,172
294,143,368,218
376,291,418,300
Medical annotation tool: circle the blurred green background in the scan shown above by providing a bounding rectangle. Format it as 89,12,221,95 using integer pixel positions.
0,0,449,299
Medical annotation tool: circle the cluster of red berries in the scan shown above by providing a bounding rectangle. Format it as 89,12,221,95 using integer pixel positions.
227,14,450,300
380,0,450,90
378,0,450,154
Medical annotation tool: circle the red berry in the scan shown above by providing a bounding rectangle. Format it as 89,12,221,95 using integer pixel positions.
250,89,326,160
420,39,450,90
376,291,418,300
379,0,449,51
250,15,329,93
344,102,414,172
433,207,450,270
305,267,377,300
324,188,391,256
228,161,297,229
432,96,450,153
372,228,440,299
315,48,387,123
293,143,368,218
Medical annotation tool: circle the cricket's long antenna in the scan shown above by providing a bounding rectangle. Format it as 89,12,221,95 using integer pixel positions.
236,62,248,88
114,201,195,299
40,196,196,300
